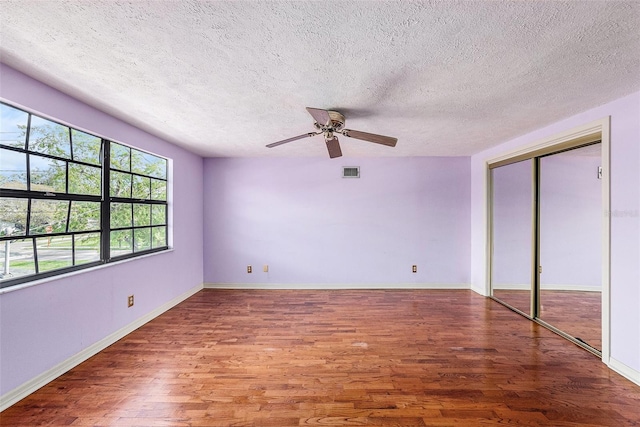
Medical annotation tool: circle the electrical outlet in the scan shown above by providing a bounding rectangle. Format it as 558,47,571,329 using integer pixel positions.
247,265,252,273
263,264,269,273
128,295,134,307
412,265,417,273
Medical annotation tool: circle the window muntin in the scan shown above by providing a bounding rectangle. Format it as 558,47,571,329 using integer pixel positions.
29,154,67,193
0,238,35,278
29,115,72,158
110,143,130,171
151,178,167,201
0,103,28,148
151,204,166,226
110,202,132,229
132,151,166,179
29,199,69,234
132,175,151,199
152,226,167,248
68,201,101,232
0,197,27,237
110,171,132,198
0,148,27,190
70,129,101,165
74,232,101,265
36,236,73,272
110,229,132,257
0,102,169,288
134,228,151,252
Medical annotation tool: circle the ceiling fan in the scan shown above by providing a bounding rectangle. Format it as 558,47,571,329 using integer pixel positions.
265,107,397,158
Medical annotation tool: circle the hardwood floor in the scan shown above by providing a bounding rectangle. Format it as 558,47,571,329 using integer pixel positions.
2,289,639,426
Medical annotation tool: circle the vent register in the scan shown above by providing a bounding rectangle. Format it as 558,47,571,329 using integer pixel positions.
343,167,360,178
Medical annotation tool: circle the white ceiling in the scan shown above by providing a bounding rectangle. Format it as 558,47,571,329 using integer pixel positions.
1,1,639,158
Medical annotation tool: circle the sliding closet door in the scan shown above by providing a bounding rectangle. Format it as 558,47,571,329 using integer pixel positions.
538,144,602,350
491,159,533,316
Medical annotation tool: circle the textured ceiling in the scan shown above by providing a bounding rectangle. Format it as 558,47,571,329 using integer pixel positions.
1,1,639,158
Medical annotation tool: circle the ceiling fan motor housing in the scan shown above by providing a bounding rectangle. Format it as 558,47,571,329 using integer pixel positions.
327,111,345,131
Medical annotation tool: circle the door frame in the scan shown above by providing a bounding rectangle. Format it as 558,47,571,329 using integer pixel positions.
485,117,611,363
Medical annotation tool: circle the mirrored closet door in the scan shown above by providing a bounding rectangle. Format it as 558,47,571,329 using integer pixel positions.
490,142,603,355
490,159,534,316
538,143,602,350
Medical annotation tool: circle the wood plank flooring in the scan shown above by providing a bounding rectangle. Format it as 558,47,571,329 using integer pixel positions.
2,289,639,426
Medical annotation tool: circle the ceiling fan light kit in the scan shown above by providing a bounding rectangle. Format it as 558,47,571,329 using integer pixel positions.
266,107,398,159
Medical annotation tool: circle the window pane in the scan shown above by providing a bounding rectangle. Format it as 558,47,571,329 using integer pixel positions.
30,154,66,193
110,202,132,229
36,235,72,272
110,229,132,257
110,171,131,198
151,179,166,201
0,103,28,148
132,149,166,179
69,201,101,232
74,232,100,265
71,129,101,165
110,142,130,171
0,238,35,281
152,226,166,248
69,163,101,196
133,204,150,227
0,148,27,190
29,199,69,235
0,197,28,237
132,175,151,199
134,227,151,252
151,204,166,226
28,116,71,158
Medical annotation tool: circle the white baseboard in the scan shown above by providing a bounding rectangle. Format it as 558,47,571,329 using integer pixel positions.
0,283,203,412
608,357,640,387
204,282,470,290
493,283,601,292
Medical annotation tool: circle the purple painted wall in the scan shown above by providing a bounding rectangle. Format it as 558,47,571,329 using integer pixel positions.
203,157,471,286
471,91,640,372
0,64,204,395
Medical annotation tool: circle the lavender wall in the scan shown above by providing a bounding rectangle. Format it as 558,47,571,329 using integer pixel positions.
471,91,640,373
203,157,470,286
0,64,204,395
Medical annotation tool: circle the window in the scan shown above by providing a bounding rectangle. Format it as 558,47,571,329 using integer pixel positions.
108,142,167,257
0,102,169,288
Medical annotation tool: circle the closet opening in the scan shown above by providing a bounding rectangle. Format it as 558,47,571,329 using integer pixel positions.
487,119,610,359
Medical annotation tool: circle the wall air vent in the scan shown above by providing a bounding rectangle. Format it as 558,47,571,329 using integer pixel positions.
342,166,360,178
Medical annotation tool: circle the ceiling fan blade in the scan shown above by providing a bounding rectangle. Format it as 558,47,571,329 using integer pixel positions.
306,107,331,126
342,129,397,147
325,136,342,159
266,132,316,148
